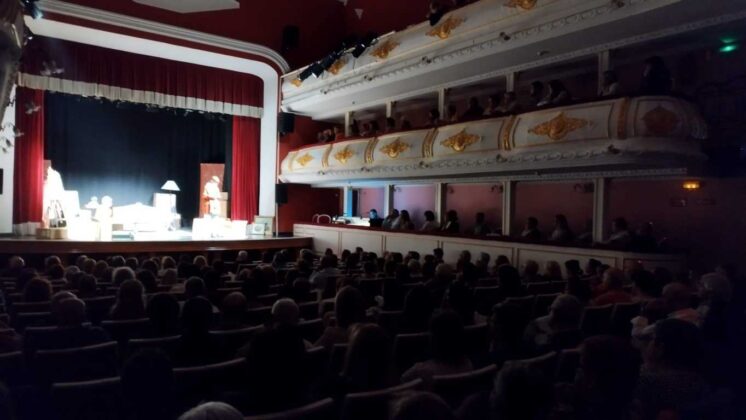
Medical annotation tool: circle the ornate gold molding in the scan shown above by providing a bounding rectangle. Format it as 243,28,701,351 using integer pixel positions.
422,129,438,158
502,116,517,150
427,15,464,40
380,138,411,159
290,78,303,87
505,0,538,10
328,57,348,75
441,129,481,152
616,98,630,139
642,105,680,137
296,152,314,168
364,138,379,164
528,112,590,141
371,39,399,60
321,145,333,169
333,145,355,164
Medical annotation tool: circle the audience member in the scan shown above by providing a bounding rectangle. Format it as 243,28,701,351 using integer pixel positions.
427,1,448,26
394,210,416,230
420,210,440,232
472,212,490,236
23,277,52,302
146,292,180,337
427,108,441,127
382,209,400,230
113,266,136,286
662,282,701,327
639,55,672,95
76,274,98,299
385,117,397,133
390,392,455,420
565,260,583,282
402,310,473,384
520,217,541,241
445,280,478,325
173,297,223,367
538,79,571,107
309,255,341,295
521,260,543,283
631,222,658,252
110,279,147,320
40,297,110,349
600,69,621,97
523,294,583,355
543,261,564,282
631,269,661,302
218,292,248,330
122,349,176,420
549,214,574,242
497,265,526,301
607,217,633,248
593,268,632,306
483,94,501,116
341,323,395,392
475,253,490,278
461,97,484,119
529,81,545,107
368,209,384,228
446,103,459,123
178,402,243,420
399,285,434,333
497,91,519,114
441,210,460,233
315,286,365,349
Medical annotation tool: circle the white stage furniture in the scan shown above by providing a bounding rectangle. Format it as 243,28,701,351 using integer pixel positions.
192,218,248,239
293,223,686,274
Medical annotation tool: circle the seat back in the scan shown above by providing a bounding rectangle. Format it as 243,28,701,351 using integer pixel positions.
533,293,560,318
298,318,324,343
473,287,500,315
14,311,54,332
610,302,641,336
173,358,248,412
126,335,181,359
257,293,279,306
34,341,118,385
209,325,264,355
393,332,430,374
82,296,116,325
11,301,51,315
555,348,581,383
526,282,554,295
376,310,403,336
329,344,348,375
299,301,321,320
580,304,614,337
463,323,490,360
432,364,498,408
245,398,335,420
0,351,27,387
101,318,151,344
51,377,123,420
506,351,558,380
245,306,273,326
358,279,383,306
304,346,328,382
504,295,536,321
341,379,423,420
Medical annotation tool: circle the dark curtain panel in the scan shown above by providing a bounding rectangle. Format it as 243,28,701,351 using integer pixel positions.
44,93,232,225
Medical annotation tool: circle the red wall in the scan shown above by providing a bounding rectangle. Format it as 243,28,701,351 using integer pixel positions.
513,182,594,237
393,184,435,227
278,185,341,232
446,184,503,233
358,187,385,217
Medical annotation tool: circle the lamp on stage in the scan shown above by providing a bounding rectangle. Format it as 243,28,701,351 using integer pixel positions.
161,180,180,213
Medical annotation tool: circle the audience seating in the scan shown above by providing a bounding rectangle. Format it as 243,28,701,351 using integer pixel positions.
304,346,328,381
297,318,324,343
209,325,265,355
431,364,498,408
474,286,500,315
10,301,51,315
245,306,272,326
376,310,403,335
319,298,335,316
555,348,581,383
610,302,642,336
580,304,614,337
244,397,335,420
33,341,118,385
82,296,116,325
504,296,535,321
393,332,430,374
340,379,423,420
533,293,561,318
299,301,321,320
126,335,181,359
51,377,123,420
101,318,151,344
463,323,490,361
173,358,249,412
506,351,558,380
328,344,348,375
258,293,279,306
14,311,54,331
0,351,28,387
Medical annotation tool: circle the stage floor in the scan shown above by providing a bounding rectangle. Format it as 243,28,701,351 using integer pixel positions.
0,230,312,255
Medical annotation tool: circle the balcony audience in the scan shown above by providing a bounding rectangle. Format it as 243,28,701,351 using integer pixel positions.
421,210,441,232
520,216,542,241
333,125,344,140
549,214,574,243
368,208,384,228
607,217,633,248
461,97,484,120
631,222,658,252
640,55,672,95
382,208,400,230
393,209,415,230
529,81,545,107
483,94,501,116
441,210,460,233
446,103,459,123
402,310,473,385
427,108,441,127
537,79,571,107
497,91,519,114
427,1,449,26
600,69,621,97
385,117,397,133
472,212,491,236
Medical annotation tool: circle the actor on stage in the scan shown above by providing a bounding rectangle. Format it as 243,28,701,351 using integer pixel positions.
42,166,66,228
203,176,222,219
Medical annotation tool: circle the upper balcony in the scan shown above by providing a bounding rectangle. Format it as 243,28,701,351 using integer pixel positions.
280,0,746,122
279,95,707,185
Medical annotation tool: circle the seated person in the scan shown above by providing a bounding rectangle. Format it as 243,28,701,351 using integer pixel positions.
446,103,459,123
441,210,460,234
549,214,574,243
340,324,396,394
461,97,484,120
631,222,657,252
420,210,441,232
537,80,571,107
401,310,473,385
173,297,224,366
599,69,621,97
529,81,545,108
606,217,633,248
31,297,110,350
483,94,501,117
427,109,441,127
639,56,672,96
382,209,400,230
309,255,341,294
497,91,520,114
593,268,632,306
520,217,542,241
475,253,490,278
521,260,543,283
472,212,491,236
314,286,366,350
368,209,384,228
109,279,147,320
393,210,415,231
523,294,583,355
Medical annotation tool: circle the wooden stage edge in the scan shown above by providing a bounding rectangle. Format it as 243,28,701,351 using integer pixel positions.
0,236,313,255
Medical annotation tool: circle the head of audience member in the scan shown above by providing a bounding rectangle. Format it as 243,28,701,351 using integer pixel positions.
446,210,458,223
544,261,563,281
502,91,517,107
402,285,434,333
548,294,582,331
336,286,366,329
55,297,87,328
110,255,126,268
181,296,213,336
390,392,454,420
159,256,175,270
523,260,540,280
475,252,490,275
145,293,179,337
369,209,380,220
235,250,249,263
399,210,412,226
76,274,97,298
489,363,553,420
525,216,539,231
48,264,65,281
51,290,76,317
602,268,625,291
632,270,661,300
642,55,671,82
577,336,641,415
125,257,139,271
495,255,510,268
529,81,544,103
113,266,136,286
80,258,95,275
271,298,300,329
8,255,25,272
486,94,501,112
555,214,570,230
136,270,158,294
466,96,481,112
185,276,207,300
178,402,242,420
662,282,692,314
428,108,441,125
45,255,62,271
698,272,732,307
385,117,396,132
475,212,486,225
612,217,629,234
458,250,472,267
112,279,146,320
387,208,400,221
139,259,157,276
214,292,246,330
123,349,176,420
447,103,458,121
586,259,602,277
565,260,582,279
424,210,436,223
547,79,569,100
343,323,395,391
64,265,80,281
602,69,618,89
433,263,454,285
93,260,109,279
407,259,421,277
446,281,476,325
433,248,444,262
643,318,702,372
497,265,523,295
191,255,207,269
24,278,52,303
430,310,467,364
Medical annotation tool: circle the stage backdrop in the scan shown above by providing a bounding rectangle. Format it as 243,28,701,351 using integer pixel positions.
44,93,232,225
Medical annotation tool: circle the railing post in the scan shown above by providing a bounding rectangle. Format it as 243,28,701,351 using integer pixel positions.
344,111,354,137
592,178,610,243
434,182,447,223
597,50,611,94
506,72,517,92
437,88,449,120
501,180,516,236
342,186,353,217
383,184,394,216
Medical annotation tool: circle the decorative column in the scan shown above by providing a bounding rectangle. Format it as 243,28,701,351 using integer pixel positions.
506,72,518,92
383,184,394,216
434,182,447,222
344,111,354,137
597,50,611,94
437,88,449,120
342,186,354,217
501,180,516,236
592,178,610,242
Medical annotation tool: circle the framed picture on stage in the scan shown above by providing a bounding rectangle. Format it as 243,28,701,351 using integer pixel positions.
253,215,274,236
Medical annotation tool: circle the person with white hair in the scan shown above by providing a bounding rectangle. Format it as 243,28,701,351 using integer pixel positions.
523,294,583,354
272,298,313,349
178,402,243,420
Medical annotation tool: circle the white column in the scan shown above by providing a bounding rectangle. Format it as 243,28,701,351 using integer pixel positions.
385,101,396,118
597,50,611,94
342,186,353,217
592,178,610,242
383,184,394,216
437,88,448,120
0,87,15,234
506,72,517,92
434,183,447,222
344,111,354,137
501,180,516,236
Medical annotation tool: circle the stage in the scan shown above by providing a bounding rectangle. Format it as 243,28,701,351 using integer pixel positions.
0,230,312,255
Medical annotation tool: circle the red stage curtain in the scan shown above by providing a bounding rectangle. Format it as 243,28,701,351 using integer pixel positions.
20,37,263,113
13,88,45,229
231,116,260,222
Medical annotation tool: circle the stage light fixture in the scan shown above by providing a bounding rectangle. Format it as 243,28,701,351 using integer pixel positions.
310,62,325,78
352,33,378,58
298,67,314,82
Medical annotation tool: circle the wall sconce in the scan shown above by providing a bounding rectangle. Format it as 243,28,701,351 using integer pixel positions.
682,180,701,191
393,186,402,193
573,183,594,194
490,185,504,193
447,186,455,194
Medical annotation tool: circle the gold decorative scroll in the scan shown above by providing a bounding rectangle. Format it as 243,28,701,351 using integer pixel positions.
291,78,303,87
441,129,481,152
379,138,411,159
371,39,399,60
616,98,630,139
505,0,538,10
528,112,590,141
364,138,379,164
328,58,348,75
296,152,314,167
502,115,517,150
642,105,680,137
333,145,355,164
427,15,464,40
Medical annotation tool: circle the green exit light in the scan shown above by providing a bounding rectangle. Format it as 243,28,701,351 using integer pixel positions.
719,43,739,53
720,36,737,44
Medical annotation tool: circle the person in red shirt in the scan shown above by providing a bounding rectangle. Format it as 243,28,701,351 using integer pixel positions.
593,268,632,306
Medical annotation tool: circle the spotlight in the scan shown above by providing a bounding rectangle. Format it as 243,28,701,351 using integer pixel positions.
319,52,340,72
309,62,325,78
298,66,314,82
352,32,378,58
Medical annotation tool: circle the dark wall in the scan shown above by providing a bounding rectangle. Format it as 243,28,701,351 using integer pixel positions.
44,93,231,224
